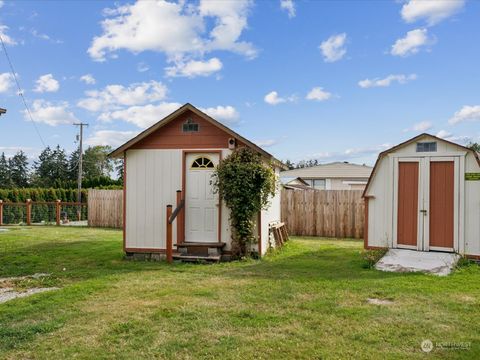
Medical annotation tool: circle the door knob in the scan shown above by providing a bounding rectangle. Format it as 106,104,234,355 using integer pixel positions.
420,209,427,214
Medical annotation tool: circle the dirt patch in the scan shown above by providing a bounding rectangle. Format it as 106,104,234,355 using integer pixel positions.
0,287,59,304
367,298,394,306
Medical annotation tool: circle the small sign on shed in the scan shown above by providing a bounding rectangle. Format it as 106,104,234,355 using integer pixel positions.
465,173,480,181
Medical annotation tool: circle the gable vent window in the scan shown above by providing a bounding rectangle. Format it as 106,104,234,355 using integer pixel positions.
416,141,437,152
182,118,199,133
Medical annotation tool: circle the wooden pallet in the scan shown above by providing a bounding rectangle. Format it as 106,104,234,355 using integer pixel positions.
271,222,289,247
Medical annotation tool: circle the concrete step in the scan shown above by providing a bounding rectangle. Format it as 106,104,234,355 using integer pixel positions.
172,254,222,263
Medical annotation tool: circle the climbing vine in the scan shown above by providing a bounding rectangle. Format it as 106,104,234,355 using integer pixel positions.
213,147,277,257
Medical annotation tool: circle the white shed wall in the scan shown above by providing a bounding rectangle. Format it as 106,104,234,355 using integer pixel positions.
464,152,480,256
125,149,182,250
260,167,282,255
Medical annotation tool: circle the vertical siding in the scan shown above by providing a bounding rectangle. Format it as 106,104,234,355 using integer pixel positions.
260,167,282,255
125,149,182,250
366,156,393,248
464,153,480,256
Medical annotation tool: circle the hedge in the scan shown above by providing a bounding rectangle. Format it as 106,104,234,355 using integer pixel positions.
0,188,89,203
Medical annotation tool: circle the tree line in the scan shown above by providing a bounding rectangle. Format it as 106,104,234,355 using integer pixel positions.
0,145,123,189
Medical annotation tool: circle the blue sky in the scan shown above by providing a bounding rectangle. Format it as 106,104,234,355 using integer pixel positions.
0,0,479,165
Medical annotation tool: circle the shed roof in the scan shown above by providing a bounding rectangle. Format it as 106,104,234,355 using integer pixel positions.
280,162,372,179
109,103,287,169
363,133,480,197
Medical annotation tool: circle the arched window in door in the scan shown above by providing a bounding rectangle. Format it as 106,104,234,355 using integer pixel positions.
191,157,214,169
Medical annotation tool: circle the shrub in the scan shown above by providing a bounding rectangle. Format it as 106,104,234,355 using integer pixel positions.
213,148,277,258
362,248,388,269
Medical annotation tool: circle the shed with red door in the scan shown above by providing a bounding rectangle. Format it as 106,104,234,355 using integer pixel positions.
363,133,480,258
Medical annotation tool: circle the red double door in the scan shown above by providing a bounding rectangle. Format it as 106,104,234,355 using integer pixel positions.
397,159,455,251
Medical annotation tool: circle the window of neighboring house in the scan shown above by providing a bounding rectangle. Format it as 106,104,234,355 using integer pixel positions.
304,179,326,190
182,118,199,132
416,141,437,152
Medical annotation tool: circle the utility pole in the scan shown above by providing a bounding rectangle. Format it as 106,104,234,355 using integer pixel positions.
74,122,88,220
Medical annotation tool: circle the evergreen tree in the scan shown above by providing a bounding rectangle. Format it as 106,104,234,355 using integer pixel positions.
0,152,12,188
8,151,29,187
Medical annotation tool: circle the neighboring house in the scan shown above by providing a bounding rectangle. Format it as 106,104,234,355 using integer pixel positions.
280,162,373,190
110,103,286,261
364,133,480,259
280,176,311,190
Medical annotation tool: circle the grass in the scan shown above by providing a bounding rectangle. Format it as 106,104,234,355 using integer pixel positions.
0,227,479,359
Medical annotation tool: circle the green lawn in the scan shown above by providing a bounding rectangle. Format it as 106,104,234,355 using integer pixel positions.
0,227,479,359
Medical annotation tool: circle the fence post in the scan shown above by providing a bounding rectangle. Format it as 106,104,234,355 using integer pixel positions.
56,199,61,226
26,199,31,226
0,200,3,226
166,205,173,264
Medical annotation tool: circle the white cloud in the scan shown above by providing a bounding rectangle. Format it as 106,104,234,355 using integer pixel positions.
436,130,452,139
137,62,149,72
200,105,239,124
24,100,78,126
34,74,60,93
77,80,168,112
86,130,139,148
165,57,223,78
88,0,256,65
449,105,480,125
358,74,417,88
31,29,63,44
308,143,392,163
80,74,96,85
264,91,297,105
401,0,465,26
98,102,182,128
0,72,14,93
0,25,17,46
0,1,4,9
391,28,432,57
280,0,296,18
254,139,278,147
413,120,433,132
305,87,332,101
319,33,347,63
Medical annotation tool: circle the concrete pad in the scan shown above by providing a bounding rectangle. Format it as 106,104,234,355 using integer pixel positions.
375,249,460,276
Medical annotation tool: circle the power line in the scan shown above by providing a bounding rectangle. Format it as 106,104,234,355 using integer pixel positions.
0,33,47,148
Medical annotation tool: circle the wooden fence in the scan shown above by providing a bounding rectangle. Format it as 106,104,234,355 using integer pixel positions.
281,189,365,239
87,189,123,228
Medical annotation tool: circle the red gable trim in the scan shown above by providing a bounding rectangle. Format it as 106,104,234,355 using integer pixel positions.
109,103,287,169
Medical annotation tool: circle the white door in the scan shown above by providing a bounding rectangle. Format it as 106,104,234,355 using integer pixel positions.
185,153,220,243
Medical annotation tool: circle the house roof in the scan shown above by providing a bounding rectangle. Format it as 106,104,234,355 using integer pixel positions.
109,103,287,169
363,133,480,198
280,162,373,179
279,176,310,186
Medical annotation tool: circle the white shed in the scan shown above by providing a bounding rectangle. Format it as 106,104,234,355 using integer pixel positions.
110,103,286,261
364,133,480,259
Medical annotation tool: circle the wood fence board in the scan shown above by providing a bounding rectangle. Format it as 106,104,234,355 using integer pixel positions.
281,189,365,239
87,189,123,228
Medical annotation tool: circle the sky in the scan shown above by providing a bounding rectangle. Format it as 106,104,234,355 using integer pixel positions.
0,0,479,166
